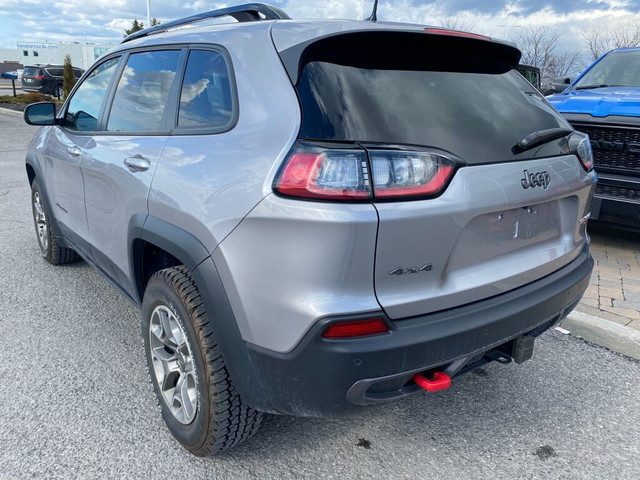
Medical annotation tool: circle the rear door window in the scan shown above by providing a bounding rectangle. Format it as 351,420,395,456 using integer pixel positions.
106,50,181,132
46,68,63,77
177,49,235,130
65,57,120,132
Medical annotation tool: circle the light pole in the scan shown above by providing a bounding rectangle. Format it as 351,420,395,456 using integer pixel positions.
497,24,520,41
146,0,151,28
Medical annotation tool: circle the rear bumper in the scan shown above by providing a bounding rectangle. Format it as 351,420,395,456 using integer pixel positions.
591,173,640,231
244,247,593,416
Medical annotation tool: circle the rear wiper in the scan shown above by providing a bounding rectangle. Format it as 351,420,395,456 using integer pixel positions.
574,84,624,90
513,128,573,154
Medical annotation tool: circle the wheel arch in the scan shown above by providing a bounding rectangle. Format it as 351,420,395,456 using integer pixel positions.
128,214,211,305
25,152,41,186
128,214,272,412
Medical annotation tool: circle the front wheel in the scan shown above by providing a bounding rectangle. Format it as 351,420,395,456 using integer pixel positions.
31,180,79,265
141,266,263,455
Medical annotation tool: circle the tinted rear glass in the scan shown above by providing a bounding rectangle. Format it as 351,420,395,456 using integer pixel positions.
46,68,63,77
23,67,42,76
297,62,569,164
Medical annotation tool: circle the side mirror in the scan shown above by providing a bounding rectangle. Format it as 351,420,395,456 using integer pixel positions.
24,102,57,126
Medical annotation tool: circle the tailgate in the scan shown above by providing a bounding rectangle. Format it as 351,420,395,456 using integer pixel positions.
373,156,594,319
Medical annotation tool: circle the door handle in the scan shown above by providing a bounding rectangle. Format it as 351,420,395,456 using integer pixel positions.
67,147,81,157
124,156,150,173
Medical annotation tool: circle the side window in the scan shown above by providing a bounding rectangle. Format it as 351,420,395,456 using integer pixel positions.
107,50,181,132
66,57,120,132
178,49,234,129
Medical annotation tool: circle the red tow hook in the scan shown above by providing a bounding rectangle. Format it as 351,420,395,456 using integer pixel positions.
413,371,451,392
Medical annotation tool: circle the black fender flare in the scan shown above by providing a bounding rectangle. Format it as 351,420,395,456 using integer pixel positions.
128,215,271,412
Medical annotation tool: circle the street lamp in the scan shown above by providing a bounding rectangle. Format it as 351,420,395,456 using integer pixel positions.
146,0,151,28
497,24,520,41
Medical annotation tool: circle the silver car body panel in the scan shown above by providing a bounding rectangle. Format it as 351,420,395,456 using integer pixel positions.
82,135,168,290
148,23,301,252
214,156,594,353
373,156,596,319
213,194,380,353
44,127,92,242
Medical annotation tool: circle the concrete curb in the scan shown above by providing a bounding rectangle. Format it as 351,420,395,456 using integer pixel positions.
561,310,640,360
0,107,23,118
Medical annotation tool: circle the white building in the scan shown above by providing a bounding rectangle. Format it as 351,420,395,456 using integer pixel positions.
0,41,115,69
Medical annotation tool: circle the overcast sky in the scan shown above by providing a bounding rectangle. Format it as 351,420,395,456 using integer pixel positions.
0,0,637,51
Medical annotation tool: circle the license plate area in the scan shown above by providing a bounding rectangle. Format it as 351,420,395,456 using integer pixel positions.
450,201,562,269
490,202,560,246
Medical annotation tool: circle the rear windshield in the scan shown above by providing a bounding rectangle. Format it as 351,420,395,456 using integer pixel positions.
296,61,569,164
23,67,43,76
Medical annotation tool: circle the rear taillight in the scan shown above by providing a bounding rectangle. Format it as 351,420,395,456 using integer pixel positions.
274,146,371,200
576,136,594,172
35,75,45,80
274,143,457,201
369,150,455,198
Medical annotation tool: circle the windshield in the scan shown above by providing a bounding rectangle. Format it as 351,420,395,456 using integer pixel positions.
573,50,640,88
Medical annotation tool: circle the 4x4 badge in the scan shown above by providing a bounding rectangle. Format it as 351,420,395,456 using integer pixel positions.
389,264,433,275
521,170,550,190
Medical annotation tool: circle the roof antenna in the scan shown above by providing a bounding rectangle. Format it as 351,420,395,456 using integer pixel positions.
367,0,379,22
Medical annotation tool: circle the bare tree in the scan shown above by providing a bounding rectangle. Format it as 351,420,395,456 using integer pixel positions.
512,25,585,82
582,20,640,61
439,15,479,32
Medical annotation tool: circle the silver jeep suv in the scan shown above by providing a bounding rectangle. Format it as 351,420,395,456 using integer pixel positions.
23,3,596,455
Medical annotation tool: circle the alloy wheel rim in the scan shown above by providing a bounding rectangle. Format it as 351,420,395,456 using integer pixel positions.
149,305,198,425
33,192,48,251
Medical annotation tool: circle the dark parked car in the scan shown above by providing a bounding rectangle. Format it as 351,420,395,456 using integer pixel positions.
21,64,84,97
548,47,640,230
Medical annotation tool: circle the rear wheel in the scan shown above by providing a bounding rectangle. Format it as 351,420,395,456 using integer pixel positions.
52,84,63,98
142,266,263,455
31,180,79,265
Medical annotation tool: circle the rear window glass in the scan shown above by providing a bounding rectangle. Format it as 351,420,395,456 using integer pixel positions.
23,67,42,76
295,39,569,164
46,68,63,77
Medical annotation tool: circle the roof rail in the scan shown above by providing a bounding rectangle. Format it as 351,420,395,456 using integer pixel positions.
122,3,290,44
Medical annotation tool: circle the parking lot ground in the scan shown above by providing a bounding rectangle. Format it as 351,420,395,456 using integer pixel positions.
577,226,640,330
1,110,639,479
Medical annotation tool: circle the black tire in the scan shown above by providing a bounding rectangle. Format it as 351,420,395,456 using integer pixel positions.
31,180,79,265
141,266,263,455
53,84,63,99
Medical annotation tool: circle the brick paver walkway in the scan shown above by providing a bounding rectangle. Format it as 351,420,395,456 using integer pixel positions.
577,225,640,331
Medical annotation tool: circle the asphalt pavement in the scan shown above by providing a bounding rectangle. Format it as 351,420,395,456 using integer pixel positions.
1,112,639,479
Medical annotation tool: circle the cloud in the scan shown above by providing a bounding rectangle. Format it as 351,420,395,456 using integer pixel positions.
1,0,640,58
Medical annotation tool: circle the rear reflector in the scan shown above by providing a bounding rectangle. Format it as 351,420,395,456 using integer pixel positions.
322,318,389,338
424,28,491,41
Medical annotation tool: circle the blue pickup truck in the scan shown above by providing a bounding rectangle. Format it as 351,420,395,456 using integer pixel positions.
548,48,640,231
